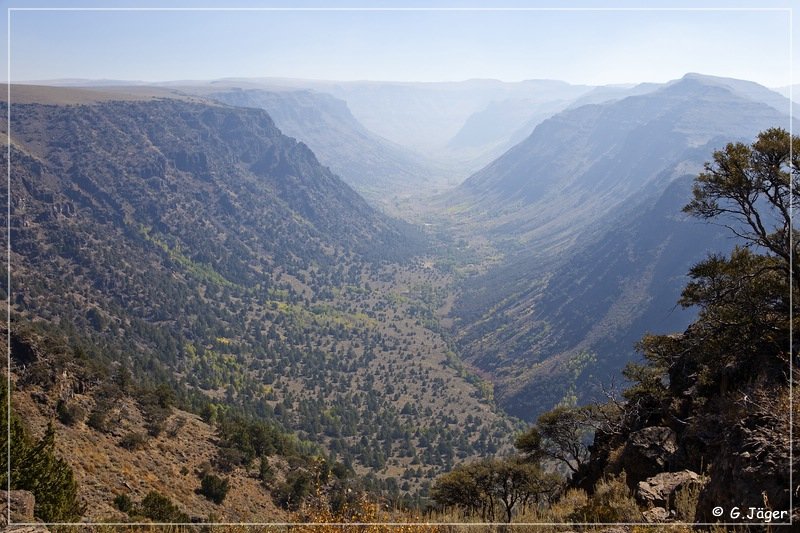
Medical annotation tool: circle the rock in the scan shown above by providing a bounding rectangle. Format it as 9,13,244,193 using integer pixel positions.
642,506,669,522
637,470,701,508
0,490,36,525
620,426,677,486
695,408,792,523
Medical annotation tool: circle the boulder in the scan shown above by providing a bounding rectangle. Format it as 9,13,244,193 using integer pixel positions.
620,426,677,485
637,469,701,508
641,506,669,523
0,490,36,525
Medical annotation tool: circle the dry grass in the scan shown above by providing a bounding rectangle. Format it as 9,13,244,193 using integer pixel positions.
14,387,288,523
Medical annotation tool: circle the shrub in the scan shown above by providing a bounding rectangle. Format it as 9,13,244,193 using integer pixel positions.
86,410,106,432
166,415,187,438
113,493,133,513
145,417,166,437
119,431,148,450
273,470,313,510
571,472,641,523
259,456,275,486
216,446,248,471
56,399,85,426
199,472,230,504
137,491,188,522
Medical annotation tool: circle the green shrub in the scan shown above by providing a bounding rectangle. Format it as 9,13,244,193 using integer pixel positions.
56,399,86,426
86,406,109,432
259,456,275,487
273,470,313,510
1,382,84,523
137,491,188,522
113,493,133,513
216,446,248,471
199,472,230,504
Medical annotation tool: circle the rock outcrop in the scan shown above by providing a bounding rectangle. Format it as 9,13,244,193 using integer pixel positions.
636,469,705,522
637,469,702,509
695,402,793,523
620,426,677,486
0,490,49,531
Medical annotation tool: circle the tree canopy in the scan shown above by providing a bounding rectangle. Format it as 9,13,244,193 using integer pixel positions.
684,127,799,280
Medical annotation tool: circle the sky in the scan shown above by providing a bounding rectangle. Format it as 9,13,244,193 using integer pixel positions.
0,0,796,88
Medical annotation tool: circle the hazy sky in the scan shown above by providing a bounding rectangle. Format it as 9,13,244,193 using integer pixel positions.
1,0,796,88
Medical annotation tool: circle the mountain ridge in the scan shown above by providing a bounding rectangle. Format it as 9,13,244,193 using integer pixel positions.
442,74,796,420
202,87,444,203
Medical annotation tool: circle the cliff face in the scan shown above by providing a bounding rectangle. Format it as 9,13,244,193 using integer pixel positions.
207,88,441,201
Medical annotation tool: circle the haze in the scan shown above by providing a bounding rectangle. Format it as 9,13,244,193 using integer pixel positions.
2,0,794,89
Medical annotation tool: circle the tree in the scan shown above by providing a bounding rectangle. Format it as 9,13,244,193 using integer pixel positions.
273,470,313,510
491,457,560,523
431,463,485,517
432,457,561,522
524,406,591,476
1,381,84,522
683,127,799,280
668,129,799,388
514,426,543,462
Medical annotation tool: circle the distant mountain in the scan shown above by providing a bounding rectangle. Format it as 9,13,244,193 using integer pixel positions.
319,79,588,152
324,80,593,172
32,77,599,185
446,75,797,420
676,73,798,116
565,82,661,108
455,173,732,419
449,75,793,255
445,97,576,171
772,83,799,99
198,78,593,177
203,88,443,202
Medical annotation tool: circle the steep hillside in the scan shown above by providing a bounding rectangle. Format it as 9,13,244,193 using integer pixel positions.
448,75,792,254
455,174,731,419
4,86,517,513
204,88,443,202
8,327,290,522
444,75,796,420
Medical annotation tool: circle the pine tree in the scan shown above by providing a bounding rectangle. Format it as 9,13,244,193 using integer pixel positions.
0,381,84,522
